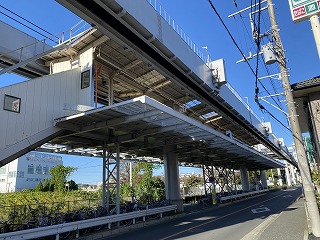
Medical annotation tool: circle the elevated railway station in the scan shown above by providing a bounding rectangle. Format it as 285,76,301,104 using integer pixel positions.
0,0,296,214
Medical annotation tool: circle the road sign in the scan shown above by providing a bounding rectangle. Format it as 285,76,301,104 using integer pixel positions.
288,0,320,23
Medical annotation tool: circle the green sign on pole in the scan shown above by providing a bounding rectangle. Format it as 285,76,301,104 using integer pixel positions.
306,2,319,13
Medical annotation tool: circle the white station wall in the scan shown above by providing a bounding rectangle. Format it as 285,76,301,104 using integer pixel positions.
0,67,92,152
51,48,93,75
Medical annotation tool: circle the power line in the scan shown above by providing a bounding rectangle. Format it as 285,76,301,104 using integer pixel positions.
208,0,295,146
0,11,50,40
207,1,285,119
207,0,257,77
0,4,55,37
231,1,286,112
0,6,59,44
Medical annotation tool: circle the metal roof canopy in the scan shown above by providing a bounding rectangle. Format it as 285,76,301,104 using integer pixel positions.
53,96,284,170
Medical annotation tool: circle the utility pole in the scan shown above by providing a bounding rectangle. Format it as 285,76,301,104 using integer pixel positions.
267,0,320,236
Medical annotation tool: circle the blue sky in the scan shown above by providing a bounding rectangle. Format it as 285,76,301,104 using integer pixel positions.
0,0,318,183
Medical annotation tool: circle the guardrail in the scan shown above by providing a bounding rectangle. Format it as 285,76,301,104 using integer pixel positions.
220,189,269,203
0,205,177,240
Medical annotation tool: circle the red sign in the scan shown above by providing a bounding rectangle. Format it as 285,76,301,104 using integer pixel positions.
293,6,307,19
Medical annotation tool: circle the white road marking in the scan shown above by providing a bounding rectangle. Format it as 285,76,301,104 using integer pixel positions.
251,207,271,214
241,213,282,240
282,195,293,198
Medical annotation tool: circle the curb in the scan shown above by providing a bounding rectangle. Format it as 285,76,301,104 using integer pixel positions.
77,213,186,240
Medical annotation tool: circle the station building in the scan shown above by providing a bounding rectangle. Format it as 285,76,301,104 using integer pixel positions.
292,76,320,168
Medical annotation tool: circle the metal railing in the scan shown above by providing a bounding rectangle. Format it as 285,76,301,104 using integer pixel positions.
0,20,90,61
146,0,212,64
0,205,177,239
220,189,269,203
0,20,93,77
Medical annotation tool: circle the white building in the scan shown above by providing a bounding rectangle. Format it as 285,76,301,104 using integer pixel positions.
0,152,62,192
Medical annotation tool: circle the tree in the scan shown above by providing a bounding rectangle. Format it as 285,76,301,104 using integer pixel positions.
150,177,165,201
120,183,134,201
49,177,55,192
50,165,77,192
132,162,162,203
35,181,43,191
43,178,50,192
184,175,202,188
312,170,320,185
119,161,136,184
66,180,78,191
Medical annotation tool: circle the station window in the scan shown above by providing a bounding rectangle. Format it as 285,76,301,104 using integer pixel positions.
17,171,24,178
8,171,17,178
36,165,42,174
3,94,21,113
0,167,6,175
43,166,49,175
81,70,90,89
28,165,34,174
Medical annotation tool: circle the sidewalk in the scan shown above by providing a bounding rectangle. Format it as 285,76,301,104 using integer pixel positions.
245,196,309,240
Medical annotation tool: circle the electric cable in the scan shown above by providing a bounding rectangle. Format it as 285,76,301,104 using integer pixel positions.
232,2,285,112
228,0,293,145
257,101,304,145
0,4,56,38
208,0,282,113
0,7,59,44
0,11,53,41
253,0,262,104
207,0,257,77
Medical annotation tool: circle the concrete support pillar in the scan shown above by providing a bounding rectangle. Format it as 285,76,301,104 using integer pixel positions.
277,168,283,186
260,170,268,189
108,76,114,106
163,145,183,212
285,164,292,187
116,143,120,215
290,164,297,185
240,166,250,192
102,141,106,207
254,171,259,190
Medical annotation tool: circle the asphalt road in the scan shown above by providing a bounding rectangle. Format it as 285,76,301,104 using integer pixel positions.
96,187,303,240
